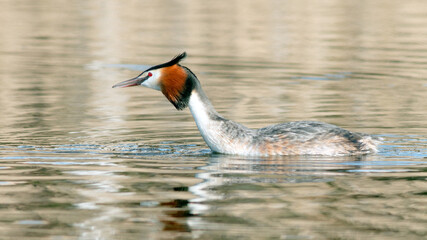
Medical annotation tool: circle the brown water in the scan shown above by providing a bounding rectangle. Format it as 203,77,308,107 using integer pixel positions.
1,0,427,239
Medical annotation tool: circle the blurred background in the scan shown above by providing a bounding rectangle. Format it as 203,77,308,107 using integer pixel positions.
1,0,426,145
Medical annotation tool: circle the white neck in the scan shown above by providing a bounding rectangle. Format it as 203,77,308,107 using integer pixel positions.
188,88,255,154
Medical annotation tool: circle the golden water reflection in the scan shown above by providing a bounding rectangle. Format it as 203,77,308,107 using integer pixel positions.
0,0,426,239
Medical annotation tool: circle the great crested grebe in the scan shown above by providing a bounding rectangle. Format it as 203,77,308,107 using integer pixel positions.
113,52,381,156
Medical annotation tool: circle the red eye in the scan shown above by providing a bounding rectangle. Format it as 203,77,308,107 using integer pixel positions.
148,72,152,77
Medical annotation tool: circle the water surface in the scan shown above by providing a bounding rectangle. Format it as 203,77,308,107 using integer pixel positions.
0,0,426,239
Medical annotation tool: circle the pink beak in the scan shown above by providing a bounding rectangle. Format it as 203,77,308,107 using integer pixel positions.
112,75,147,88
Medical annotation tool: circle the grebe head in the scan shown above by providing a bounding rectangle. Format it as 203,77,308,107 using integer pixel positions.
112,52,196,110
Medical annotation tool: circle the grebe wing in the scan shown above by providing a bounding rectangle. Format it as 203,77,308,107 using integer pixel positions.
254,121,379,155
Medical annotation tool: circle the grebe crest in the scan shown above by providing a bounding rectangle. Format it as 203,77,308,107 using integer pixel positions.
113,52,382,156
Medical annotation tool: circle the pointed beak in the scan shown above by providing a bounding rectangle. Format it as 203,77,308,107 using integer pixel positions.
112,75,147,88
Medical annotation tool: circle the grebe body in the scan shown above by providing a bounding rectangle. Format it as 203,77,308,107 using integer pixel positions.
113,53,381,156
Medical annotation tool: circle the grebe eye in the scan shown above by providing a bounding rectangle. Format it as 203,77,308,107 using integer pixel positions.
148,72,152,77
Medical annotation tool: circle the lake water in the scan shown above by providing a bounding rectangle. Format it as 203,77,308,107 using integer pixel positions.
0,0,426,239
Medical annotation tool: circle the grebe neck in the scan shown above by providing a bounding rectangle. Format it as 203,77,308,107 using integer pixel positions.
188,85,220,126
188,84,255,154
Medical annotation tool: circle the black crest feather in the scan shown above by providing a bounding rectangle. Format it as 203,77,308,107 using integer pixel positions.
145,52,187,72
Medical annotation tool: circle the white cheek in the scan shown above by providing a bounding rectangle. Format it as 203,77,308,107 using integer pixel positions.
141,71,161,91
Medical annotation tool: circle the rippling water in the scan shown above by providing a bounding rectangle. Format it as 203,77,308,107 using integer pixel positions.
0,0,426,239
